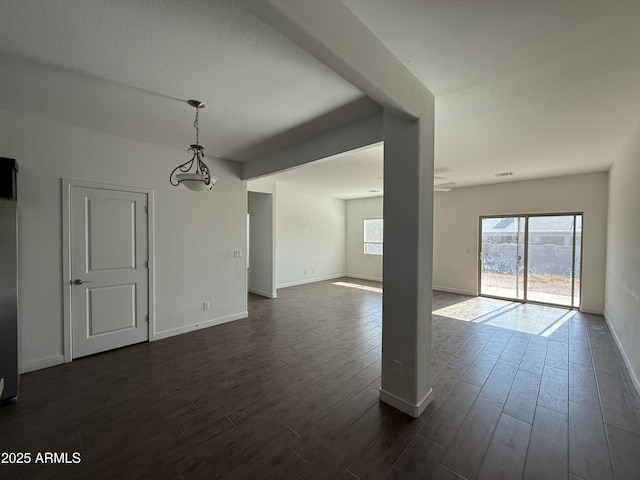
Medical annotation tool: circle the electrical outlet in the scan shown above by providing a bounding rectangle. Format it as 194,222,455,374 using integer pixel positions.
393,360,403,377
203,301,210,311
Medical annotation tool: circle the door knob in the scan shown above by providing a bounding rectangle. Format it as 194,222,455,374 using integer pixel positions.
74,279,92,285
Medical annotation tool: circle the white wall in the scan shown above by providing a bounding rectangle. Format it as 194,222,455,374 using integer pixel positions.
0,109,248,373
248,191,276,298
275,188,346,287
605,133,640,390
433,172,608,314
346,196,383,280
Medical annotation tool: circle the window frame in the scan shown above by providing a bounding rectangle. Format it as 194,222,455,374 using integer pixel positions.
363,218,383,256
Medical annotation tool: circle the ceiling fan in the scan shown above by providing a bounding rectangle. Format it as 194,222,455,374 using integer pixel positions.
434,177,455,192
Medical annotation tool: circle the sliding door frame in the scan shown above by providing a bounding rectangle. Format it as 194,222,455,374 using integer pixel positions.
478,212,584,309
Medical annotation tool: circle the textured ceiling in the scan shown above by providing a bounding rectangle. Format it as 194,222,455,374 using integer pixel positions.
250,143,384,200
0,0,369,161
341,0,640,189
1,1,639,196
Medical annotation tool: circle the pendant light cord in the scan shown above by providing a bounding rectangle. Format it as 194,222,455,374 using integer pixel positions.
194,107,200,145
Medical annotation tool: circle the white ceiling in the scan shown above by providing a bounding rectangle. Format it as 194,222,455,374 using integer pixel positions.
0,0,371,161
252,143,384,200
1,1,639,197
341,0,640,190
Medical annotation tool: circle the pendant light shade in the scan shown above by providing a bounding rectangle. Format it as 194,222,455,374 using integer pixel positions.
170,100,218,191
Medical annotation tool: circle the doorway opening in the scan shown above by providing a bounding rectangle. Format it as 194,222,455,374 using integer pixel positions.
479,213,582,308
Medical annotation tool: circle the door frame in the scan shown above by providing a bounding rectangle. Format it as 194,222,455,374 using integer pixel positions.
62,179,155,362
478,212,583,309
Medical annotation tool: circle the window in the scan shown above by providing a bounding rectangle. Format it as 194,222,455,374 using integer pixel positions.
364,218,383,255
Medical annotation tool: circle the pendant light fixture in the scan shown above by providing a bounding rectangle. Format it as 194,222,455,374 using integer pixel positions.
170,100,218,191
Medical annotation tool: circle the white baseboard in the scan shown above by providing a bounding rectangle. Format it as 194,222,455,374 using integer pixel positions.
277,273,346,289
379,387,434,418
153,311,248,341
579,306,604,315
21,313,250,373
604,312,640,397
249,288,277,299
21,354,65,374
433,285,477,296
346,273,382,282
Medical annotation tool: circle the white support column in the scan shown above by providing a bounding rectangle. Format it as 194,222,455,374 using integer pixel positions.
242,0,436,417
380,107,434,417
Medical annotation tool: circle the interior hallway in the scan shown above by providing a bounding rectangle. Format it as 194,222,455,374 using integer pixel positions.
1,278,639,479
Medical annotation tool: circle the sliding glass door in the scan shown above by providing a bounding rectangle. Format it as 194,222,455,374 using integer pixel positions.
479,213,582,308
480,217,525,300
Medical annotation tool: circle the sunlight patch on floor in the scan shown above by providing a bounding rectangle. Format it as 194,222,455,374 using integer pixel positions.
537,310,576,337
332,281,383,293
433,297,513,322
434,296,577,336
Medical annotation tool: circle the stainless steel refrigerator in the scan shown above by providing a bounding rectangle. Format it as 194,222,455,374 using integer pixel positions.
0,157,18,402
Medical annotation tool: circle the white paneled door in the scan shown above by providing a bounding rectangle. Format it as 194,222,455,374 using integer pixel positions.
69,184,149,358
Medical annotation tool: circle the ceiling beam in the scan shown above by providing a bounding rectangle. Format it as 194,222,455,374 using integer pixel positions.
242,112,381,180
240,0,433,119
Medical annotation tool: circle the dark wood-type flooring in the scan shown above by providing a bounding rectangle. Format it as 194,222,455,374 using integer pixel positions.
2,278,640,479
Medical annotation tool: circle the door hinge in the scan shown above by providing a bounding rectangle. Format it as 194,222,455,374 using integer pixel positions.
144,206,149,214
145,315,149,322
144,260,149,268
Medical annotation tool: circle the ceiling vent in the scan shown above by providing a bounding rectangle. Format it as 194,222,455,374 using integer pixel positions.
494,172,514,177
